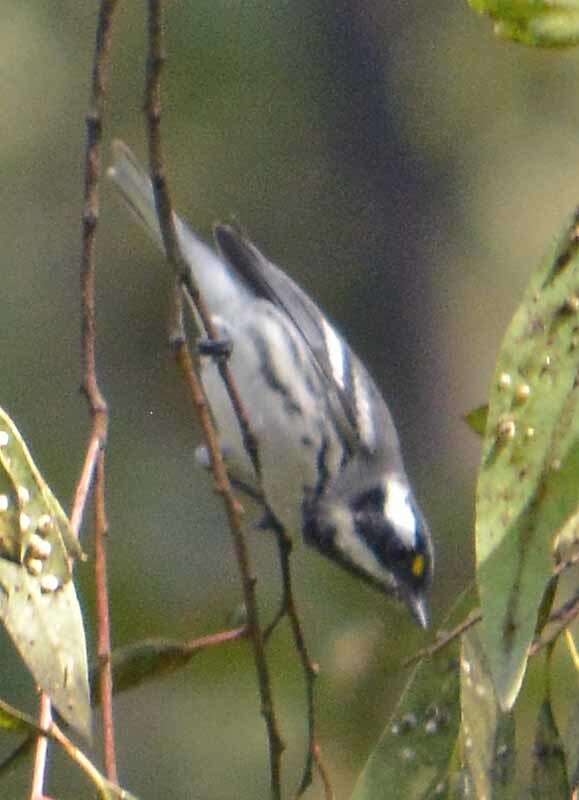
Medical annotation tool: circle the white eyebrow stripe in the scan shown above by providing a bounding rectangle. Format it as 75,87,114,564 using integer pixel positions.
384,480,417,548
322,318,346,391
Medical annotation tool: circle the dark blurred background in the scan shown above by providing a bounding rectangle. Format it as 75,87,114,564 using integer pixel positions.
2,1,579,797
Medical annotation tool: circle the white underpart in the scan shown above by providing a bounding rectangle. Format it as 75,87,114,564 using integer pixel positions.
200,304,326,535
322,319,346,391
331,504,395,588
384,479,417,548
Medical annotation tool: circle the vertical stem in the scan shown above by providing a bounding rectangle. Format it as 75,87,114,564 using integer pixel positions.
28,695,52,800
173,340,285,798
272,527,320,797
30,1,120,793
94,452,117,782
80,0,119,784
144,2,285,796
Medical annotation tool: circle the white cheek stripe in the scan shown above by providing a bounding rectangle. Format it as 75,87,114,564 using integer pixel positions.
331,506,396,589
384,480,417,548
322,319,346,391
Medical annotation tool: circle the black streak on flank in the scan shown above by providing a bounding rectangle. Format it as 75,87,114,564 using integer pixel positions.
249,327,303,416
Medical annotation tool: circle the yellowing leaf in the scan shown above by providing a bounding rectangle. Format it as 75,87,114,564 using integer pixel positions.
0,407,89,737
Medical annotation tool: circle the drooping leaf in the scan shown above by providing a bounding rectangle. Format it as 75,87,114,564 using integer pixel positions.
0,407,82,573
476,209,579,709
467,1,579,47
459,626,516,799
528,697,570,798
0,561,90,738
350,655,460,800
550,622,579,791
0,407,90,737
563,699,579,793
89,638,205,705
350,590,478,800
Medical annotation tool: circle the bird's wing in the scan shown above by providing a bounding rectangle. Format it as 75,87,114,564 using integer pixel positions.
214,224,398,459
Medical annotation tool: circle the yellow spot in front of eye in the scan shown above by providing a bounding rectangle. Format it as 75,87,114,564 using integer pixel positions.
411,554,425,578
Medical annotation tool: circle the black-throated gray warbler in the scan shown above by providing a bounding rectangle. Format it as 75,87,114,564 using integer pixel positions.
108,142,434,628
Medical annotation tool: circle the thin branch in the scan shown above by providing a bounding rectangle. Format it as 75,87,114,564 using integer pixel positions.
79,0,119,786
69,433,101,535
49,721,129,798
403,560,579,668
183,625,248,652
144,7,285,797
529,588,579,657
269,524,322,797
28,695,52,800
143,15,261,481
312,743,335,800
172,337,285,795
94,453,117,782
402,609,482,669
553,549,579,577
32,0,120,794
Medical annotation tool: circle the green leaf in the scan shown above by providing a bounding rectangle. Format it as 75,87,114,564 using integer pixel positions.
528,698,570,798
0,406,83,579
350,591,478,800
551,630,579,790
350,657,460,799
90,638,203,704
464,404,488,437
563,699,579,792
459,627,517,799
467,1,579,47
0,562,90,738
0,407,90,737
476,209,579,710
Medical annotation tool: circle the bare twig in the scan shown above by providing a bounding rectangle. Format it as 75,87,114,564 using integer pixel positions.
312,743,335,800
79,0,119,785
403,559,579,668
5,696,129,798
553,549,579,577
402,609,482,669
69,434,101,535
529,588,579,657
28,695,52,800
144,12,261,481
269,524,322,797
32,0,120,796
94,454,117,781
172,337,285,795
49,721,128,798
144,5,284,797
183,625,248,652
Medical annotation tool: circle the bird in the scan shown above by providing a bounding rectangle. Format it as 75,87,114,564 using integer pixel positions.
108,141,434,628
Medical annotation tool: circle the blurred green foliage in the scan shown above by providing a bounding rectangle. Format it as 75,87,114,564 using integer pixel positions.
1,0,579,797
468,0,579,47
